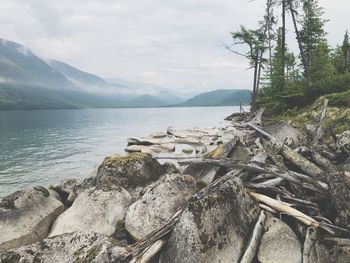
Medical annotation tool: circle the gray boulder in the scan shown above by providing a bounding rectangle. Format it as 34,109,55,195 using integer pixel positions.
0,187,65,252
182,162,220,185
337,130,350,154
49,184,132,237
159,176,260,263
258,216,302,263
95,153,165,190
266,121,307,147
125,174,196,240
0,231,128,263
49,178,78,206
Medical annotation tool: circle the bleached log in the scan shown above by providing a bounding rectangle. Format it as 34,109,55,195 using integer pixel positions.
239,211,267,263
312,98,329,146
247,123,324,178
249,191,320,227
132,239,166,263
179,159,327,193
302,227,317,263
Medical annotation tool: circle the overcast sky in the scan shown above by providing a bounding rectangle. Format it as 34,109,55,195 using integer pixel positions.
0,0,349,92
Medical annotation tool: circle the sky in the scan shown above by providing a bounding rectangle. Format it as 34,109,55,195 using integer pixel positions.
0,0,349,93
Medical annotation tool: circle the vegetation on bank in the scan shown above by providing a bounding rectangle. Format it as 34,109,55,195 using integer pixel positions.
228,0,350,134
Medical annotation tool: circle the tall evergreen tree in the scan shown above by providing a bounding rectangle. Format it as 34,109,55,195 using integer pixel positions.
299,0,334,97
343,31,350,72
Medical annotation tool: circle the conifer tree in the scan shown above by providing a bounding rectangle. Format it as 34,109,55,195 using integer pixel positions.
343,31,350,72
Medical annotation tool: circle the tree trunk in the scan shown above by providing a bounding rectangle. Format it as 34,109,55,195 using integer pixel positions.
287,0,311,86
281,0,286,87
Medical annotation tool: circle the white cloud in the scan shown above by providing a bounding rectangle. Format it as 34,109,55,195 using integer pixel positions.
0,0,348,93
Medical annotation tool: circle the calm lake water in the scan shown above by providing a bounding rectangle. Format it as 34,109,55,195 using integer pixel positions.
0,106,240,197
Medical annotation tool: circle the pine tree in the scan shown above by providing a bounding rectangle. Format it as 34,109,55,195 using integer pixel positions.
299,0,334,98
343,31,350,72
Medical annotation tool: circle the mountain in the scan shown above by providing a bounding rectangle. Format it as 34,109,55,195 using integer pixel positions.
177,89,251,107
49,60,110,89
0,39,72,89
0,39,248,110
0,39,186,110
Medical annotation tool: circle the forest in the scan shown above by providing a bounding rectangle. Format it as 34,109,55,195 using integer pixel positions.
227,0,350,118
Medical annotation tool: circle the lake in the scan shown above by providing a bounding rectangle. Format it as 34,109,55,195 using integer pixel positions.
0,106,241,197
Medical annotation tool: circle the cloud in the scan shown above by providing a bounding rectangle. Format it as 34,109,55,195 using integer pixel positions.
0,0,348,93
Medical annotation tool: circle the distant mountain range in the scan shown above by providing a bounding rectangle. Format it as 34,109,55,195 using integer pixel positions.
0,39,250,110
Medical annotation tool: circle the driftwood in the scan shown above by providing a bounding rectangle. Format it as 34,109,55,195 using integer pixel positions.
239,211,267,263
248,123,324,178
119,108,350,262
302,227,317,263
312,98,329,146
179,159,327,193
249,192,323,229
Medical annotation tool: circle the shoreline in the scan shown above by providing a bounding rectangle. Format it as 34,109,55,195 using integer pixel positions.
1,109,349,262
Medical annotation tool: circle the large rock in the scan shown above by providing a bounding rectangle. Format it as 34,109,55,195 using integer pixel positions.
49,184,132,237
159,175,260,263
95,153,165,190
266,121,307,147
125,174,196,240
337,130,350,154
258,216,302,263
310,237,350,263
0,231,127,263
182,162,221,185
182,138,238,185
49,178,78,206
0,187,65,252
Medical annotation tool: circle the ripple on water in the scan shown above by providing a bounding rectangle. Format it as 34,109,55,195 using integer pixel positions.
0,106,243,197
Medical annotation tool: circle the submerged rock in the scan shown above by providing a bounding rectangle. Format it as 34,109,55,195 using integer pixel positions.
49,184,132,237
159,175,260,263
0,231,128,263
95,153,165,190
257,216,302,263
125,174,196,240
0,187,65,252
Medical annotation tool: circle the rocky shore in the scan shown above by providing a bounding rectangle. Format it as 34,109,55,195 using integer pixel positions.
1,108,350,263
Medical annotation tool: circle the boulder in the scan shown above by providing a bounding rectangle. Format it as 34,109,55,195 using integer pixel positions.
257,216,302,263
183,138,238,185
309,237,350,263
49,184,132,237
337,130,350,154
49,178,78,205
266,121,307,147
125,174,196,240
94,153,165,190
182,147,194,154
0,231,127,263
205,138,238,159
0,187,65,252
182,162,221,185
125,143,176,154
162,162,178,175
127,136,175,146
159,176,260,263
230,145,253,161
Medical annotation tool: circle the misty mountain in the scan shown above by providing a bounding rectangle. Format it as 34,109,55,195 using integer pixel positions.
0,39,249,110
0,39,185,110
0,39,72,89
49,60,110,88
177,89,251,107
